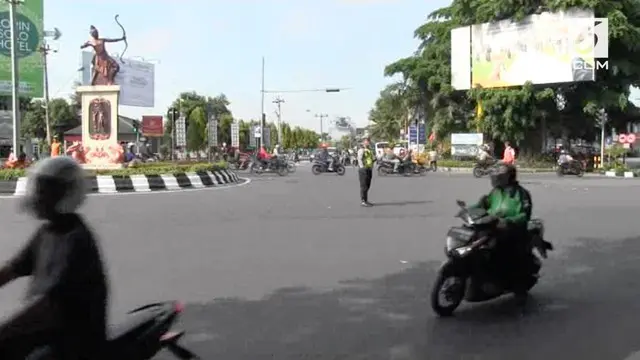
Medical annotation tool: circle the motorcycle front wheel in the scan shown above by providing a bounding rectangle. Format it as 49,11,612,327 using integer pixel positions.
576,167,584,177
556,166,564,177
472,166,484,178
311,164,323,175
277,166,288,176
377,167,388,176
336,165,346,176
287,161,296,173
431,261,466,317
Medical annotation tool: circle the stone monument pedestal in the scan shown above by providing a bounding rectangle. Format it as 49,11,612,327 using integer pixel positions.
76,85,124,169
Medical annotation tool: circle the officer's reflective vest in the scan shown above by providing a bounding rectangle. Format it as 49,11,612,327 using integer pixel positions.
363,148,374,168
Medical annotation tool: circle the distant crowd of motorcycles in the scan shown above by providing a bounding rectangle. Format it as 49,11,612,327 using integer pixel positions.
228,147,439,177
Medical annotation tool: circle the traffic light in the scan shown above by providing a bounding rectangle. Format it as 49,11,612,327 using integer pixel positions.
169,107,179,121
132,120,139,134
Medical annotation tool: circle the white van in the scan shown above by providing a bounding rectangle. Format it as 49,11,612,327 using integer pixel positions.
374,141,408,158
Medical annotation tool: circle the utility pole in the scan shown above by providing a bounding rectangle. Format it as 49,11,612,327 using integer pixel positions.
7,0,21,154
39,42,55,145
315,113,328,143
273,96,284,145
259,56,265,149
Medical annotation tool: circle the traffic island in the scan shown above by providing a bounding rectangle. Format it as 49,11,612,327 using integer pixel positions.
0,161,244,195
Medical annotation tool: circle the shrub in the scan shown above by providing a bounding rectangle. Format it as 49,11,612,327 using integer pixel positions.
0,161,228,180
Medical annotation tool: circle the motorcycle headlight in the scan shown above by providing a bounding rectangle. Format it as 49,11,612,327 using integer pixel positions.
455,246,472,256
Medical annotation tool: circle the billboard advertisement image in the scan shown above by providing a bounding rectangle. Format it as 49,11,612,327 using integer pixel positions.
451,8,602,89
0,0,44,97
471,9,596,88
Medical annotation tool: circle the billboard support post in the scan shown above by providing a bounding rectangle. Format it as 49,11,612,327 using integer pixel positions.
8,0,20,154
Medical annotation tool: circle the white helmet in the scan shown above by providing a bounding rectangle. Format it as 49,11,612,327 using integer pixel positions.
21,156,87,218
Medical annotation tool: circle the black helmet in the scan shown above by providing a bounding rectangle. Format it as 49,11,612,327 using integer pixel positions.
490,164,517,188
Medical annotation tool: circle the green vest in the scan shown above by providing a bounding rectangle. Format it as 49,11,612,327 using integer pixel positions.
363,148,374,168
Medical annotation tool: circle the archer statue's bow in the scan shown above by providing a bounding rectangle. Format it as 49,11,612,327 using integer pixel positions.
114,14,127,63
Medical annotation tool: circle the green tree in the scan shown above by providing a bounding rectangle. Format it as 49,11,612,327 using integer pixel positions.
368,82,409,142
186,106,206,155
21,98,78,140
384,0,640,151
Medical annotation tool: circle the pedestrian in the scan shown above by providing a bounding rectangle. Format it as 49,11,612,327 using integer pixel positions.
50,136,61,157
357,137,374,207
503,141,516,165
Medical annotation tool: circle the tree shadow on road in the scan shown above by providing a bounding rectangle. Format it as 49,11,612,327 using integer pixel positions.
158,236,640,360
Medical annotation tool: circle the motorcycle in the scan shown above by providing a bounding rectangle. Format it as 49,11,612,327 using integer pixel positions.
377,159,426,176
472,161,497,178
20,301,199,359
250,157,288,176
430,200,553,317
312,158,346,175
556,160,584,177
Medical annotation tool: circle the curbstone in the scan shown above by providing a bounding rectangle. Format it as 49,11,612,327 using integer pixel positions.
1,170,241,196
604,171,637,178
434,167,553,173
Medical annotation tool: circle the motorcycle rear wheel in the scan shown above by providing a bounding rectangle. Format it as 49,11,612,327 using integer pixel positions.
431,262,466,317
311,164,323,175
472,166,484,178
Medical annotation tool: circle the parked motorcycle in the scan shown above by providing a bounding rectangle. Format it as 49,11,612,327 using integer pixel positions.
312,159,346,175
250,158,288,176
377,160,426,176
430,200,553,317
556,160,584,177
472,161,497,178
18,301,199,359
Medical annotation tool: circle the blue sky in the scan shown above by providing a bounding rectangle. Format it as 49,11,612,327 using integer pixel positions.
45,0,449,134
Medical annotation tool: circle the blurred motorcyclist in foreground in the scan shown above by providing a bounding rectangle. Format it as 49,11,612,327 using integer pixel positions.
0,156,108,360
471,164,532,290
317,144,334,170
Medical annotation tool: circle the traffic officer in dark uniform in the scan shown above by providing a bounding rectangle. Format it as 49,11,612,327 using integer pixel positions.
356,137,375,206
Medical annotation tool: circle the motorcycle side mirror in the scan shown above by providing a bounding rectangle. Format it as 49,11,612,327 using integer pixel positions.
456,200,466,207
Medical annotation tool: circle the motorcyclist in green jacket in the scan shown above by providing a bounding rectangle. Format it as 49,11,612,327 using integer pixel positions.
472,164,532,288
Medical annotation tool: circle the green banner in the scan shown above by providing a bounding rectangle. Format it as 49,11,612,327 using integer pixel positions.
0,0,44,98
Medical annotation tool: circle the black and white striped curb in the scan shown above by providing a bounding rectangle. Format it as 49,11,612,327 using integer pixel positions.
0,170,242,195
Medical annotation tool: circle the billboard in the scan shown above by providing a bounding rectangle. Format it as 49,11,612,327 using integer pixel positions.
81,52,155,107
141,115,163,137
452,8,599,89
0,0,44,97
451,133,483,157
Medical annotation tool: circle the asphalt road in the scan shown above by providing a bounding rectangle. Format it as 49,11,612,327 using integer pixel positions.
1,167,640,360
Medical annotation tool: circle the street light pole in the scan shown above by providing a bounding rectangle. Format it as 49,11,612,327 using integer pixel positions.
8,0,21,154
273,96,284,145
39,42,55,146
315,113,328,143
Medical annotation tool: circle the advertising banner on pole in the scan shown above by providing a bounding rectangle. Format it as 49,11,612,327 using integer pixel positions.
208,114,218,146
230,121,239,147
141,115,163,137
175,116,186,147
0,0,44,97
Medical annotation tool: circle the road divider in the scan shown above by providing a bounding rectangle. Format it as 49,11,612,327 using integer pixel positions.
0,170,241,196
